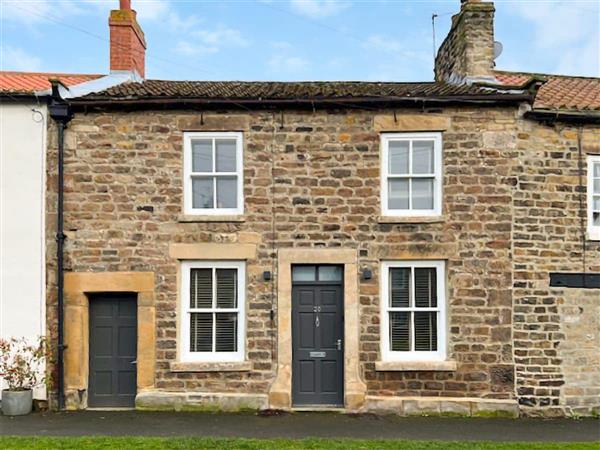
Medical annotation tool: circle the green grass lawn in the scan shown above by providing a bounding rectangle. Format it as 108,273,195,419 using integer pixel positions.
0,437,596,450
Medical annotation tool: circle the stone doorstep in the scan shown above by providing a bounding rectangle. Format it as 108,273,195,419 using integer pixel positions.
135,391,518,417
362,396,519,418
135,391,268,412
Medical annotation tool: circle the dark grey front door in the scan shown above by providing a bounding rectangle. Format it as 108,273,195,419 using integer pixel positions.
88,293,137,408
292,265,344,406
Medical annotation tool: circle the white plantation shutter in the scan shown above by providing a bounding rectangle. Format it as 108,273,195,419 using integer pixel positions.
389,312,410,351
216,269,237,308
414,312,437,351
382,261,445,361
182,261,245,362
215,313,237,352
390,268,410,308
190,313,213,352
191,269,212,308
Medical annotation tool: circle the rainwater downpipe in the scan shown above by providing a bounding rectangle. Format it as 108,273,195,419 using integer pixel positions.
48,81,72,410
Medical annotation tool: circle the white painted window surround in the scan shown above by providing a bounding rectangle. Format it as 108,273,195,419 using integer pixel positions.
380,132,443,217
588,154,600,240
380,260,447,362
180,261,245,363
183,132,244,215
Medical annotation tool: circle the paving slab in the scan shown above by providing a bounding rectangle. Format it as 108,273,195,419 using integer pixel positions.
0,411,598,442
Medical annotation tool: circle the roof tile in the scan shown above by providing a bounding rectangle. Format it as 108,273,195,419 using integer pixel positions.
77,79,524,102
0,71,103,95
495,71,600,112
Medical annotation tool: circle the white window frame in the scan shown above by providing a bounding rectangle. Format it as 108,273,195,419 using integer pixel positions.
180,260,246,362
183,132,244,215
380,132,443,217
588,154,600,240
380,260,447,362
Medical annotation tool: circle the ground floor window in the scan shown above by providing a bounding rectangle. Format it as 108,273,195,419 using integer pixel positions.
380,260,446,361
180,260,245,362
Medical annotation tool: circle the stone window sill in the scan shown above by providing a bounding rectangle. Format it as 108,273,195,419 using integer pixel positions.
375,360,457,372
170,361,252,373
586,231,600,241
178,214,246,223
378,215,446,224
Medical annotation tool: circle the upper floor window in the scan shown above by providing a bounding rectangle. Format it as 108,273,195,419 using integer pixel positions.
380,260,446,362
183,132,243,215
180,260,245,362
589,155,600,240
380,133,442,217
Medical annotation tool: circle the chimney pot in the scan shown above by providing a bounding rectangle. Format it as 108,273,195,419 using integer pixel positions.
120,0,131,10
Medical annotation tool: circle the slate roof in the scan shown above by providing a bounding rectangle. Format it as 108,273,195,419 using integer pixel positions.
75,80,529,104
495,70,600,112
0,71,103,96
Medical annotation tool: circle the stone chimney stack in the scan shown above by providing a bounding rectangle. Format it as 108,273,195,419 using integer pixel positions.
109,0,146,78
434,0,496,84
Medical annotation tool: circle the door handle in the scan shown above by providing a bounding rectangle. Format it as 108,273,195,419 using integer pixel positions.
336,339,342,351
131,360,137,365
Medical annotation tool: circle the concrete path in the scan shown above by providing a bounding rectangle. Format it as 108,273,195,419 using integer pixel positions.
1,411,598,442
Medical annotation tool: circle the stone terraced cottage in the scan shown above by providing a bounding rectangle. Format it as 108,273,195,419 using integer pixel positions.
45,0,599,417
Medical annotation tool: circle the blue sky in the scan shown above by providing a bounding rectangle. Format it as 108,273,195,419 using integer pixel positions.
1,0,598,81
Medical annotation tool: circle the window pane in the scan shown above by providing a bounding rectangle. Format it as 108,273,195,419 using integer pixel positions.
412,141,434,174
216,269,237,308
318,266,343,281
190,269,212,308
192,140,212,172
388,141,409,174
192,177,214,209
216,139,237,172
412,178,434,210
594,212,600,226
414,268,437,308
292,266,316,282
216,177,237,209
594,179,600,194
190,313,213,352
414,311,437,351
215,313,238,352
594,163,600,177
390,268,410,307
594,196,600,211
388,179,409,210
389,312,410,351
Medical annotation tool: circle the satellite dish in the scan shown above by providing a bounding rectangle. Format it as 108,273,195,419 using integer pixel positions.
493,41,503,60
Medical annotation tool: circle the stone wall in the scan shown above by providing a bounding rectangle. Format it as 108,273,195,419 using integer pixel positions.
513,122,600,417
44,106,599,416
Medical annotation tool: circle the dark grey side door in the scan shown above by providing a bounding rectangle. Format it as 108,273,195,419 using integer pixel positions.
88,293,137,408
292,267,344,406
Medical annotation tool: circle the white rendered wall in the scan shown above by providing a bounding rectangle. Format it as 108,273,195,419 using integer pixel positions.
0,101,47,399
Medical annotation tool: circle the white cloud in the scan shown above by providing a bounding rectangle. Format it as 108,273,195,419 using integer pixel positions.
193,27,249,48
268,54,310,73
289,0,348,19
363,35,403,53
1,45,42,71
266,41,310,76
0,0,86,25
176,26,249,56
506,1,597,49
505,0,599,76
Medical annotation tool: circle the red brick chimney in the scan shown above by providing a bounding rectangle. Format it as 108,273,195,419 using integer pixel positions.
109,0,146,78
